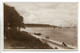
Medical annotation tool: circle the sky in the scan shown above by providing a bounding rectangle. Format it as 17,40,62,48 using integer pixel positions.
5,2,78,27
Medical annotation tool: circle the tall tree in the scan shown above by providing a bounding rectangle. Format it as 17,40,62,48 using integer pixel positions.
4,4,24,30
4,4,24,39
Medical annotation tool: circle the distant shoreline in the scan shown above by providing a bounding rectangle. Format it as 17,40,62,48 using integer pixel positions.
24,24,77,28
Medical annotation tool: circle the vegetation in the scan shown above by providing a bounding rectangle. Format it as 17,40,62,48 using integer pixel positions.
5,30,52,49
25,23,57,27
4,4,52,49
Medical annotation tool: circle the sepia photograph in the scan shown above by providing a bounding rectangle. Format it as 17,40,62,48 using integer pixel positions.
4,2,78,50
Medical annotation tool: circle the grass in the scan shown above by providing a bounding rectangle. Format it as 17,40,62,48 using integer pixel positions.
4,29,52,49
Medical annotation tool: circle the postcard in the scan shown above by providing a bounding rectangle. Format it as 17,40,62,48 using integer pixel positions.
4,2,78,50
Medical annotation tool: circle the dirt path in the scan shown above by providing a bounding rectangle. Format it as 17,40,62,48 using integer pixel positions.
31,33,77,49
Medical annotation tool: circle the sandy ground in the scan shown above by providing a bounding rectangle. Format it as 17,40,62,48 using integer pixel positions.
31,33,77,49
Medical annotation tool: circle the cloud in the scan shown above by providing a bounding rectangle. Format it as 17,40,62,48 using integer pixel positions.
5,2,78,27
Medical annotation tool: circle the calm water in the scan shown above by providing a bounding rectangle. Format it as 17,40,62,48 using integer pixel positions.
20,27,77,46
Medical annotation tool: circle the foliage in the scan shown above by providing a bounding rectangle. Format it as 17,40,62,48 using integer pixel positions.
4,4,24,29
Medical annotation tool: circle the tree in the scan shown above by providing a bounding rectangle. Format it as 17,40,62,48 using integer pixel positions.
4,4,24,30
4,4,24,39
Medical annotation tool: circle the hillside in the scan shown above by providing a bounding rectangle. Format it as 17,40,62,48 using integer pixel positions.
25,23,77,28
25,23,57,28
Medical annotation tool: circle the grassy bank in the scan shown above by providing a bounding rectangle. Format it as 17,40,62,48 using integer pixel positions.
4,30,52,49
